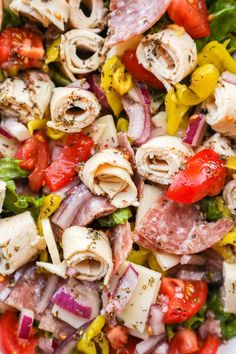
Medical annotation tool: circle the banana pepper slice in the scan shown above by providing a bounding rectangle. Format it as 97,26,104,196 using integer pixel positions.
37,194,62,235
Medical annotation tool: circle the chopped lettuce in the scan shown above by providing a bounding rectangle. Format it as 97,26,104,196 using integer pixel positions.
3,180,44,217
98,207,132,227
104,0,110,8
0,157,29,181
2,9,22,30
200,196,231,222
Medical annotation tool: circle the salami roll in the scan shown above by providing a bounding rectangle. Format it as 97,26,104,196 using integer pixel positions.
62,226,113,285
135,136,193,185
136,28,197,90
205,74,236,138
60,29,106,81
223,179,236,215
48,87,101,133
80,148,138,208
69,0,107,32
0,212,45,275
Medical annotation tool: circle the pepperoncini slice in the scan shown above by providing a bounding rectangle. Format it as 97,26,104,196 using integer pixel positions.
147,253,166,274
37,194,62,235
77,315,106,354
27,119,48,135
45,36,61,65
116,117,129,132
128,246,149,266
46,126,66,140
225,156,236,170
212,244,235,263
112,67,133,95
218,227,236,247
94,333,109,354
189,64,220,99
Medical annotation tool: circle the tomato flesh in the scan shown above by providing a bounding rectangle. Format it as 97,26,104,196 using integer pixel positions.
166,149,227,204
168,329,199,354
110,335,139,354
122,49,164,89
159,278,208,324
167,0,210,39
198,336,221,354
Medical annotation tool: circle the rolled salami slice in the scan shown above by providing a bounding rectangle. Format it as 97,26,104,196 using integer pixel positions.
80,148,138,208
69,0,107,32
135,135,193,185
62,226,113,285
60,29,106,81
136,28,197,90
48,87,101,133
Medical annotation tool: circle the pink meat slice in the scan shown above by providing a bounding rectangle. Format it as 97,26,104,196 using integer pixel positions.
106,0,172,47
135,199,234,255
112,222,133,274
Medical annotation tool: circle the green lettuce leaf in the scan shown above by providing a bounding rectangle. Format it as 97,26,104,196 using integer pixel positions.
98,207,132,227
0,157,29,181
2,9,22,30
200,196,231,222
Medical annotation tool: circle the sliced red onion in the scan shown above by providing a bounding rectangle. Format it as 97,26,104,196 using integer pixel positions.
182,113,206,146
222,71,236,85
122,81,151,145
52,287,92,319
152,342,169,354
87,74,110,108
0,118,30,142
18,308,34,341
36,275,58,314
51,145,63,162
38,337,58,354
0,127,13,139
67,79,90,90
148,305,165,336
134,334,166,354
53,178,80,199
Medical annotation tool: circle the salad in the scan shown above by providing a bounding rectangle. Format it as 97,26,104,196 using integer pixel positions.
1,0,236,353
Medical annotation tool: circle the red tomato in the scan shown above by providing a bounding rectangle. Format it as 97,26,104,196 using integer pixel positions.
15,131,50,192
167,0,210,39
198,336,221,354
0,311,38,354
45,133,94,191
106,326,129,350
166,149,227,204
169,329,199,354
110,335,139,354
122,49,164,89
0,28,44,72
159,278,208,324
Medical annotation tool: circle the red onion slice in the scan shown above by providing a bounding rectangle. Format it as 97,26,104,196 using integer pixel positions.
36,275,58,314
0,118,30,142
183,113,206,147
0,127,13,139
87,74,110,108
18,308,34,341
38,337,58,354
148,305,165,336
222,71,236,85
134,334,166,354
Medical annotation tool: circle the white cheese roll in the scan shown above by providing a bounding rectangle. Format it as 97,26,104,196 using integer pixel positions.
62,226,113,285
0,211,44,275
48,87,101,133
223,179,236,215
69,0,107,33
0,181,6,214
10,0,49,26
205,75,236,138
135,135,193,185
80,148,138,208
0,71,54,123
199,133,235,159
136,28,197,90
60,29,106,81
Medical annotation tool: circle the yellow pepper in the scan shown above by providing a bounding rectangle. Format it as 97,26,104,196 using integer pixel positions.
105,90,123,117
147,253,166,274
215,196,231,218
225,156,236,170
116,117,129,132
212,244,235,263
112,67,133,95
127,246,150,266
45,36,61,65
219,227,236,247
198,41,236,74
77,315,106,354
46,127,66,140
94,333,109,354
166,87,190,135
37,194,62,235
27,119,47,135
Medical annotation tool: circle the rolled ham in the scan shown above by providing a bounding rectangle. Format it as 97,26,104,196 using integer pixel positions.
80,148,138,208
10,0,69,30
69,0,107,32
136,28,197,90
205,74,236,138
60,29,106,81
0,212,45,275
0,71,54,123
199,133,235,159
223,179,236,215
48,87,100,133
62,226,113,285
135,135,193,185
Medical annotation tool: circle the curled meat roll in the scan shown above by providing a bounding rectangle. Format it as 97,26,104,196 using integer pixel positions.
199,133,235,159
0,211,45,275
0,181,6,214
205,74,236,138
10,0,69,30
0,71,54,123
69,0,107,32
80,148,138,208
223,179,236,215
136,28,197,90
60,30,106,81
62,226,113,285
48,87,101,133
136,135,193,185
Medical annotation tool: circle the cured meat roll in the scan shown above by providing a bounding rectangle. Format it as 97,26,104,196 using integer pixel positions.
199,133,235,159
80,148,138,208
136,135,193,185
60,30,106,81
205,74,236,138
10,0,69,30
48,87,101,133
0,211,45,275
0,71,54,123
62,226,113,285
136,28,197,90
69,0,107,32
223,179,236,215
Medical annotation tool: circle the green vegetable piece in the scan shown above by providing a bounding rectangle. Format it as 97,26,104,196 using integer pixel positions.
98,207,132,227
2,9,22,30
104,0,110,8
215,196,231,218
45,36,61,65
50,66,71,86
127,246,149,266
165,324,176,341
0,69,5,82
0,157,29,181
200,197,222,221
